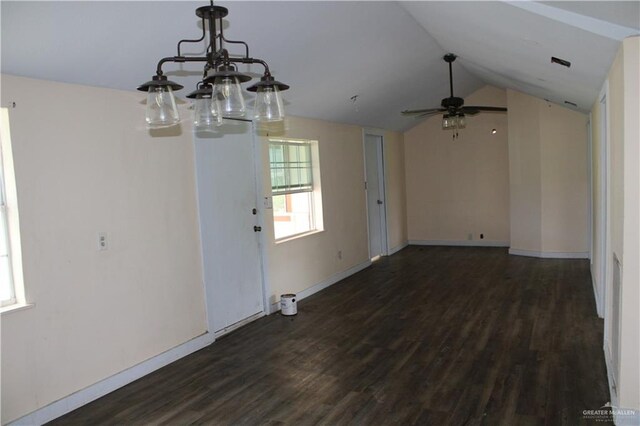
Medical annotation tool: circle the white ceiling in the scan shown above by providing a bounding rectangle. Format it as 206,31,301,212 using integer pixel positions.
1,1,638,132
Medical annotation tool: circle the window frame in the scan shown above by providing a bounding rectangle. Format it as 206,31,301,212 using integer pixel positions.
0,107,27,313
268,138,323,242
0,142,16,307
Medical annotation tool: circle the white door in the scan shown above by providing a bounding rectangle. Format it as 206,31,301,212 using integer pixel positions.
194,122,265,336
364,133,388,259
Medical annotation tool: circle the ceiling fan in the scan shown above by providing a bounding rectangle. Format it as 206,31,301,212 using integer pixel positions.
401,54,507,133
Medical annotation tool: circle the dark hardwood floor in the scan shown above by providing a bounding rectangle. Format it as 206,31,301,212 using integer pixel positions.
50,246,611,425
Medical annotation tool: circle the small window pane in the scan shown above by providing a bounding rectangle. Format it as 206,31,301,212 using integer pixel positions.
0,256,12,302
273,192,314,240
269,141,313,194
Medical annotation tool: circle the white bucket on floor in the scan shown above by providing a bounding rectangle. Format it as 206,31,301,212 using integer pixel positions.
280,294,297,316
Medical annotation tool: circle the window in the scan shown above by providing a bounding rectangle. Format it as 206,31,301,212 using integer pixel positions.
269,139,322,240
0,142,14,306
0,108,24,309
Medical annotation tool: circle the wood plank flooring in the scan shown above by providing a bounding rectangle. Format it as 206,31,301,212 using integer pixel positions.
50,246,611,425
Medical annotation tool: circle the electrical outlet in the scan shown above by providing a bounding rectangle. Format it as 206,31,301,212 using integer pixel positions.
467,233,473,241
98,232,108,251
480,233,484,239
337,250,343,260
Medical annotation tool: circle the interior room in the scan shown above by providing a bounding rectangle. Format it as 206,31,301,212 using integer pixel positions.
0,1,638,424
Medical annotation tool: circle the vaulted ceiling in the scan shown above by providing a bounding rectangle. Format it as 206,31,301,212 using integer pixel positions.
1,1,638,131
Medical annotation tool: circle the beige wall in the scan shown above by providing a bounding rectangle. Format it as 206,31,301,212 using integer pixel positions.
619,36,639,412
404,85,510,244
507,90,542,251
592,36,640,413
507,89,589,255
258,117,371,303
0,75,208,423
539,100,590,253
383,130,407,251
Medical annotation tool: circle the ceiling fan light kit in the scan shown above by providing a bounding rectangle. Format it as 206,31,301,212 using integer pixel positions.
137,1,290,130
402,53,507,137
442,113,466,130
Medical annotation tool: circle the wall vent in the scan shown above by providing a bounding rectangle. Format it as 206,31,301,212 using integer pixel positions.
551,56,571,67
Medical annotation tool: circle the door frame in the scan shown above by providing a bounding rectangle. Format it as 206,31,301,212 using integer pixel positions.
598,81,610,322
362,128,389,259
587,115,593,265
251,124,273,315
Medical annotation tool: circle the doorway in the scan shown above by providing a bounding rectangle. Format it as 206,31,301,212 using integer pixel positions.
194,122,266,337
364,132,388,260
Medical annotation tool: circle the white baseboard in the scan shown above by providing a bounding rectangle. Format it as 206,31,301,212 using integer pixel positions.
270,259,371,312
508,248,590,259
387,242,408,255
9,332,215,426
409,239,510,247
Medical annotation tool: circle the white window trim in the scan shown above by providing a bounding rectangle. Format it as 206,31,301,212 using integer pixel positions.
269,138,323,242
0,107,27,312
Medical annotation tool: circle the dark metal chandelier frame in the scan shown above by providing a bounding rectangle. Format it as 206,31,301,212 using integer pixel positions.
138,1,289,129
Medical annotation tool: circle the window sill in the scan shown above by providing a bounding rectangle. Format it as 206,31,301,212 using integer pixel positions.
275,229,324,244
0,302,35,315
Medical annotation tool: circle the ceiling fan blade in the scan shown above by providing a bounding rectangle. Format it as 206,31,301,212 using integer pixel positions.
462,106,508,113
416,111,445,118
401,108,445,116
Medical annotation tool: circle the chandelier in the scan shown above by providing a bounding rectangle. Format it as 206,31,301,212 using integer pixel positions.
137,1,289,131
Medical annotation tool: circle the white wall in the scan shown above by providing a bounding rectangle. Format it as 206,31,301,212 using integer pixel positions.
404,85,510,245
0,75,207,424
507,89,589,257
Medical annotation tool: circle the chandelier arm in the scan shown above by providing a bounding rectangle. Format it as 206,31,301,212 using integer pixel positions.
155,56,210,76
177,16,207,57
230,57,271,75
218,15,250,58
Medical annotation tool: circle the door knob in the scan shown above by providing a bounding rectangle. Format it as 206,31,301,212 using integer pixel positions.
254,226,262,232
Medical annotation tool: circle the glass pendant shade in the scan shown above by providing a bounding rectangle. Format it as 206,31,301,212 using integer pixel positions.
145,86,180,128
193,96,223,131
214,76,246,117
442,115,452,130
457,114,466,129
253,86,285,122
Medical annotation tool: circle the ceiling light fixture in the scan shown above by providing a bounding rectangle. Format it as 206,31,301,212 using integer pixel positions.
137,1,289,130
442,113,465,130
